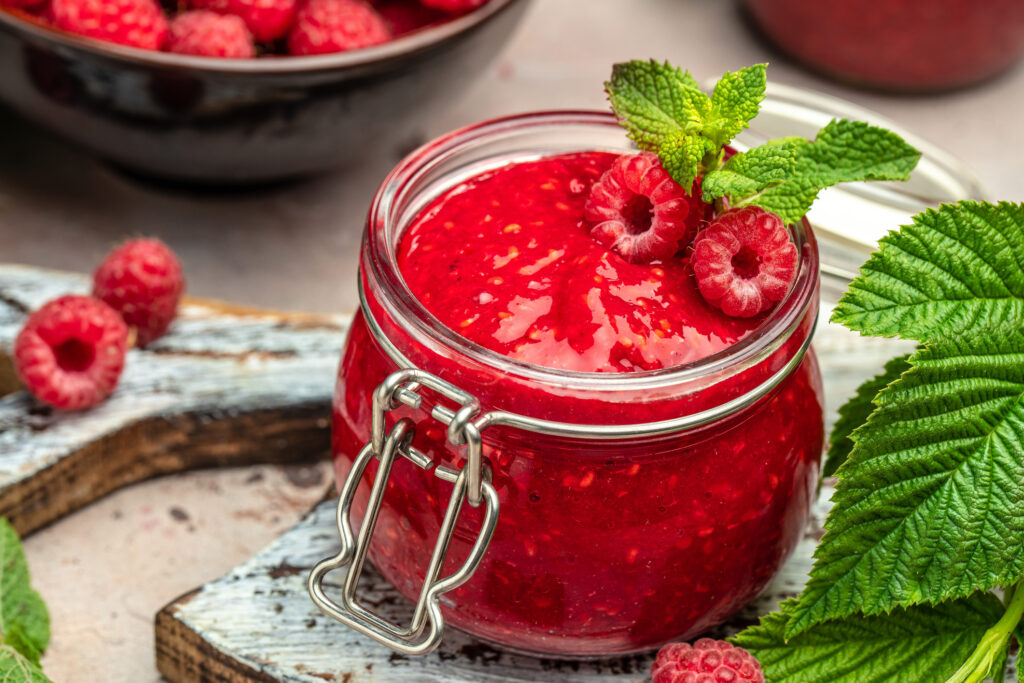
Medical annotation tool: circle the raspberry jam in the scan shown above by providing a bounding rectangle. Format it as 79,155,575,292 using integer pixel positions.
332,112,824,656
744,0,1024,91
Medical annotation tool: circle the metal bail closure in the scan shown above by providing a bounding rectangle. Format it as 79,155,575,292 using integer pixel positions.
308,369,500,655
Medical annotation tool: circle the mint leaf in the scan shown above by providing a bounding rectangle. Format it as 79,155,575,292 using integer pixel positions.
733,595,1005,683
704,119,920,224
0,646,51,683
786,328,1024,638
824,354,912,478
606,61,765,188
706,64,767,147
833,201,1024,341
0,521,49,664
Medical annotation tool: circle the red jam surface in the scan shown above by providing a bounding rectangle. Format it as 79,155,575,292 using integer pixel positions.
334,152,824,656
745,0,1024,90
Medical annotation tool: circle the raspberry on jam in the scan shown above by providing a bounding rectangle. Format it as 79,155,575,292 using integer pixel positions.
334,144,823,656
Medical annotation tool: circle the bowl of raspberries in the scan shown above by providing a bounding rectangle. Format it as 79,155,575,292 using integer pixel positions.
0,0,529,183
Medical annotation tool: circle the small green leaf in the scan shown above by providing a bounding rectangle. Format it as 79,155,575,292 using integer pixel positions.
0,520,49,663
606,60,707,149
785,330,1024,637
833,201,1024,341
733,595,1005,683
0,645,51,683
824,354,912,478
704,119,920,224
707,63,767,146
606,60,766,190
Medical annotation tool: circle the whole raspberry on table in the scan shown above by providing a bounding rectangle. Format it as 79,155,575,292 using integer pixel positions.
188,0,297,43
168,10,255,58
287,0,391,55
93,238,185,347
584,152,704,264
50,0,169,50
652,639,765,683
692,206,798,318
417,0,488,12
14,296,129,411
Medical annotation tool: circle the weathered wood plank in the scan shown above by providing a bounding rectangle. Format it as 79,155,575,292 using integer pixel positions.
0,264,349,535
154,313,937,682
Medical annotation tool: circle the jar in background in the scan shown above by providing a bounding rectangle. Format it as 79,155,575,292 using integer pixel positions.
744,0,1024,91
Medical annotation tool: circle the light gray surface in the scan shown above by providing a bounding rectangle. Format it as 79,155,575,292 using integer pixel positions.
1,1,1021,681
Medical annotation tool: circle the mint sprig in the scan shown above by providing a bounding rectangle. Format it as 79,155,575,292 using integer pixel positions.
732,595,1006,683
702,120,921,225
606,60,766,188
605,61,921,224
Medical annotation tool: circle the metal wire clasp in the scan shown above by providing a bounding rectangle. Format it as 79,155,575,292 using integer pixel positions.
307,368,500,655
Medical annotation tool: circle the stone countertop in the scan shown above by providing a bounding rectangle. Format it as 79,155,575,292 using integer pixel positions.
2,0,1022,680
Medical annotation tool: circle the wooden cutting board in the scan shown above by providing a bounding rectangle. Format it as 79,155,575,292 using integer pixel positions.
0,263,349,536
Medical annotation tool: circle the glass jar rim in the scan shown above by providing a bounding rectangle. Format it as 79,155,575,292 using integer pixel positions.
362,110,819,402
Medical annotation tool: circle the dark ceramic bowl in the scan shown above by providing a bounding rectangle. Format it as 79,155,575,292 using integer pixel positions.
0,0,530,184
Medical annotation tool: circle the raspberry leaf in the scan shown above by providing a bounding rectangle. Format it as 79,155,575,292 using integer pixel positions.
733,595,1006,683
606,61,766,188
833,202,1024,341
0,520,49,665
823,353,912,478
703,119,921,225
0,646,51,683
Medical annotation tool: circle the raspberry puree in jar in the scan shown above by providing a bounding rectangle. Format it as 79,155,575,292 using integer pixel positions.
744,0,1024,91
332,112,824,657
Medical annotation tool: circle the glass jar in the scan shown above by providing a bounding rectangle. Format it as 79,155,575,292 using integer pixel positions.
312,111,824,658
743,0,1024,91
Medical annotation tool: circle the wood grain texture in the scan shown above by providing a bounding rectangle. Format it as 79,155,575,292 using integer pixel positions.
154,313,929,683
0,264,350,536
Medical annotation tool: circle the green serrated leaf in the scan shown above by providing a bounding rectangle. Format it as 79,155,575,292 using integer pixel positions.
0,645,51,683
0,521,49,663
785,329,1024,638
824,354,913,478
732,595,1004,683
833,201,1024,341
606,60,766,190
707,63,767,146
704,119,920,224
606,60,708,149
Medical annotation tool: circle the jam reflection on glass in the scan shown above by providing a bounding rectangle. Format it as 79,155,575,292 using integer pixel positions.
333,151,824,656
744,0,1024,91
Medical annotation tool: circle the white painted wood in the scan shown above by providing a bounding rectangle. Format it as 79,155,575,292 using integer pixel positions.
158,311,949,682
0,264,350,534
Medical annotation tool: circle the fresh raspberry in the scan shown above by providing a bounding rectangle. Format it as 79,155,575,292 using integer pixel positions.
92,238,185,347
692,206,798,318
417,0,487,13
287,0,391,55
584,152,703,264
187,0,297,43
14,296,129,411
652,639,765,683
50,0,170,50
167,10,255,57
